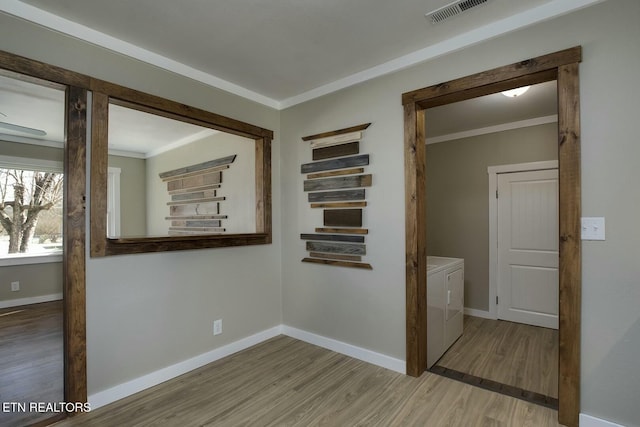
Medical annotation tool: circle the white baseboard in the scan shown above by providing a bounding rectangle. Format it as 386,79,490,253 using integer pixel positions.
282,325,406,374
580,414,627,427
464,307,494,320
0,293,62,309
88,325,282,410
89,324,407,410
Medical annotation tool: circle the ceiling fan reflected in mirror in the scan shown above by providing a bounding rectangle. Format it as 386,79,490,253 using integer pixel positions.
0,115,47,137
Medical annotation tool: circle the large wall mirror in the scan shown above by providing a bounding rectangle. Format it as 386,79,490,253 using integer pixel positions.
0,67,67,427
90,85,273,256
0,49,88,424
107,102,256,238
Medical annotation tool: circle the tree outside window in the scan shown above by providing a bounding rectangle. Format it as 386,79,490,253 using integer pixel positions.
0,167,63,256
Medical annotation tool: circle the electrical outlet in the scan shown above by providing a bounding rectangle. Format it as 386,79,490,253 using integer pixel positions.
213,319,222,336
11,281,20,292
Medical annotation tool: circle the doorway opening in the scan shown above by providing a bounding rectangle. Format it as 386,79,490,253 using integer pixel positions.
402,47,582,427
423,79,560,407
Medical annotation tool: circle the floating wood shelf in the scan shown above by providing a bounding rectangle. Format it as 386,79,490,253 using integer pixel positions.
306,240,366,255
303,174,372,192
301,154,369,174
167,172,223,192
307,167,365,179
172,220,222,228
161,155,236,236
300,123,373,270
310,201,367,209
169,227,225,233
302,258,373,270
315,227,368,234
301,123,371,141
166,196,225,206
159,155,236,179
324,209,362,227
308,189,365,203
164,215,227,220
300,233,365,243
312,141,359,160
168,183,221,195
309,252,362,262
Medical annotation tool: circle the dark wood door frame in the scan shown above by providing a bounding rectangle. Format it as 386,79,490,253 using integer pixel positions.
402,47,582,427
0,51,88,418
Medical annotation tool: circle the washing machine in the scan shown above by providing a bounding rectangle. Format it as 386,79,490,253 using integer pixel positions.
426,256,464,368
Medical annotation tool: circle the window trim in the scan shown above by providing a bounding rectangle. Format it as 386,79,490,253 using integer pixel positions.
0,154,63,172
0,253,63,267
107,166,121,237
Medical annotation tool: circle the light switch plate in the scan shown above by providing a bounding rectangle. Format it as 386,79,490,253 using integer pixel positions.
581,217,605,240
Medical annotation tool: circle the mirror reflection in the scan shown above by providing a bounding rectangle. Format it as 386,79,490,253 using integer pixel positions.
0,70,64,427
107,103,256,238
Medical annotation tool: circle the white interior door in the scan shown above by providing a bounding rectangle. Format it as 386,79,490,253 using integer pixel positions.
497,169,558,329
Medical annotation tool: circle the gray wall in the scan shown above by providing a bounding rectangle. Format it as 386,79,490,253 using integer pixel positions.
426,123,558,311
0,140,63,162
281,2,640,426
0,11,282,397
108,155,147,237
145,132,255,235
2,1,640,426
0,262,62,302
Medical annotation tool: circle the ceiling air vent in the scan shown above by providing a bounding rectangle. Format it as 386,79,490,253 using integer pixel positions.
426,0,489,24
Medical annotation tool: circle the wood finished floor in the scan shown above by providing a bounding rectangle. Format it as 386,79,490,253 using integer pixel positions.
53,335,563,427
435,316,558,399
0,301,64,427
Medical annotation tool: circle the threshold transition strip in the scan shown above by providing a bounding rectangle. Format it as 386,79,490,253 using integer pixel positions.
428,365,559,410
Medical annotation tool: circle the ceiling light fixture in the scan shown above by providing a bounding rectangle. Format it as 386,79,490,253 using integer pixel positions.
501,86,530,98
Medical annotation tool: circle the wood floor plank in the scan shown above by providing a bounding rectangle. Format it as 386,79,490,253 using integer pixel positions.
0,301,63,427
435,316,559,399
53,335,562,427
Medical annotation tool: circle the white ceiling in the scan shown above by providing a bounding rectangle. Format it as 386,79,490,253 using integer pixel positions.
0,1,601,153
0,74,557,154
2,0,604,108
109,105,219,158
0,73,221,157
0,72,65,144
426,80,557,138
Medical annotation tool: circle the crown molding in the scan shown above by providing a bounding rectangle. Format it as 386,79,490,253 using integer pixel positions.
426,115,558,145
279,0,605,108
0,0,281,109
2,0,605,110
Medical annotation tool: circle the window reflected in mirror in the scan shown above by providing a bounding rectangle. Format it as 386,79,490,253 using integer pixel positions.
107,103,256,238
0,68,65,427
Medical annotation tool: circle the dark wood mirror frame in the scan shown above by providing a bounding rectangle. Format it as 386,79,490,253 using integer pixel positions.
402,46,582,427
0,49,273,422
90,86,273,257
0,50,88,423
